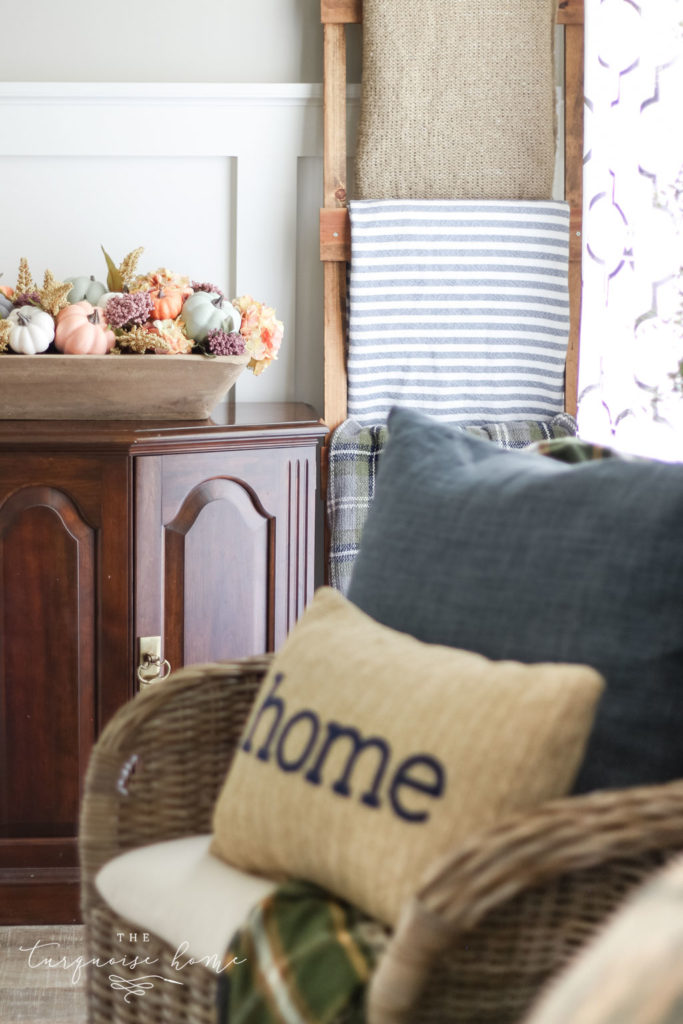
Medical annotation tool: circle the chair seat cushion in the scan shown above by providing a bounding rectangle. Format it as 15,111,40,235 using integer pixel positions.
95,835,277,971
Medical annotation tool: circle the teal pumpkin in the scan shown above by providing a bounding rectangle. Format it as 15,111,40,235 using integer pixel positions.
66,275,107,306
0,294,13,319
181,291,240,342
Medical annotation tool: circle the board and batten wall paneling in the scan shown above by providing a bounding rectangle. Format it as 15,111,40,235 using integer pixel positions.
0,83,358,412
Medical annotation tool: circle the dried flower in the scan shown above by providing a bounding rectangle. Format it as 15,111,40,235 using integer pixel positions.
104,291,154,328
118,247,145,289
12,291,42,308
191,280,225,301
38,269,72,317
232,294,284,375
0,319,12,352
130,267,192,295
116,325,160,354
16,257,35,296
206,329,246,356
151,319,193,355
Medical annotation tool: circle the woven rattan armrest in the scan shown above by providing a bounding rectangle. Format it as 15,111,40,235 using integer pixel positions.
79,656,270,920
368,778,683,1024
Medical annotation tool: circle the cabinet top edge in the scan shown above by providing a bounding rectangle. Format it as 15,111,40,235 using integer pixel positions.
0,403,330,450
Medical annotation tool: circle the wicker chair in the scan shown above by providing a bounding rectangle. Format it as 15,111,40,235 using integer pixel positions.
80,657,683,1024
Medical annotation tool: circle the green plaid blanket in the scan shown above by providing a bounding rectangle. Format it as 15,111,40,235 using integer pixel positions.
327,414,580,594
218,880,386,1024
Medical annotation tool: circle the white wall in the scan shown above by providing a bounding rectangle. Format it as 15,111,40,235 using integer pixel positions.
0,0,362,84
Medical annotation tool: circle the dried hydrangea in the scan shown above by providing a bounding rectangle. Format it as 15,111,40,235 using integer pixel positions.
130,267,192,294
151,319,193,355
206,329,246,356
104,291,154,328
233,294,283,375
191,281,225,301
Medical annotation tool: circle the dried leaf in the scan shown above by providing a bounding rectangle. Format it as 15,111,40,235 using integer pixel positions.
101,245,123,293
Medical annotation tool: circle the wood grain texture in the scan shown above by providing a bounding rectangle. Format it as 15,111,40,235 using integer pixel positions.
556,0,584,25
323,261,349,431
564,23,585,418
321,0,361,25
323,23,348,208
320,208,351,261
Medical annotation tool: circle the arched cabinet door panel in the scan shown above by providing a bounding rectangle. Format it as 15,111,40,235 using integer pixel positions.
0,486,95,837
164,477,275,667
0,452,131,925
135,438,322,674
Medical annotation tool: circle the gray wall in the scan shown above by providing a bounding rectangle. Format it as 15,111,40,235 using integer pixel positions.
0,0,361,83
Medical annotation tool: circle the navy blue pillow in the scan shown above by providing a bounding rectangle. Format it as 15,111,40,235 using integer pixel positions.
347,407,683,792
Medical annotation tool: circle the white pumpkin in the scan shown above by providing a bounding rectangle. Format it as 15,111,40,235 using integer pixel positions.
96,290,123,309
8,306,55,354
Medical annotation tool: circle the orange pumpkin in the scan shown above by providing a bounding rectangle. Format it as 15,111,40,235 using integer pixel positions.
55,301,116,355
0,285,13,298
149,286,185,321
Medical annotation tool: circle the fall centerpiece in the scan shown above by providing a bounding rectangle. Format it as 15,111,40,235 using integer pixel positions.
0,248,284,420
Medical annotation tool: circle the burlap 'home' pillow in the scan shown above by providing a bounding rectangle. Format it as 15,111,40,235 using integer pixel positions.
211,588,603,926
355,0,558,200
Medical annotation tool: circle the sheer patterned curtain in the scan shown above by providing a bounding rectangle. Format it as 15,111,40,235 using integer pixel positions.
579,0,683,460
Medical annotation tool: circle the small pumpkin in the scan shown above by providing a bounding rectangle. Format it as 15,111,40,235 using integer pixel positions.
96,290,124,309
149,285,185,321
0,293,14,319
181,291,240,342
55,301,115,355
66,275,108,306
7,306,55,354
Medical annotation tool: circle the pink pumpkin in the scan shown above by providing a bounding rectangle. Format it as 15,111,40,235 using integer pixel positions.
55,301,116,355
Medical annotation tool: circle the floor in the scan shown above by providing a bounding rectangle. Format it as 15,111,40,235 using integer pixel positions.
0,926,87,1024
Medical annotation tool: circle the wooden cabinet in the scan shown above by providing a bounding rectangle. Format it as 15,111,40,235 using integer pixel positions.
0,404,327,924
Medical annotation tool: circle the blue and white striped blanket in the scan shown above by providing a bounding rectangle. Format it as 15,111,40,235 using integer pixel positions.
347,200,571,426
